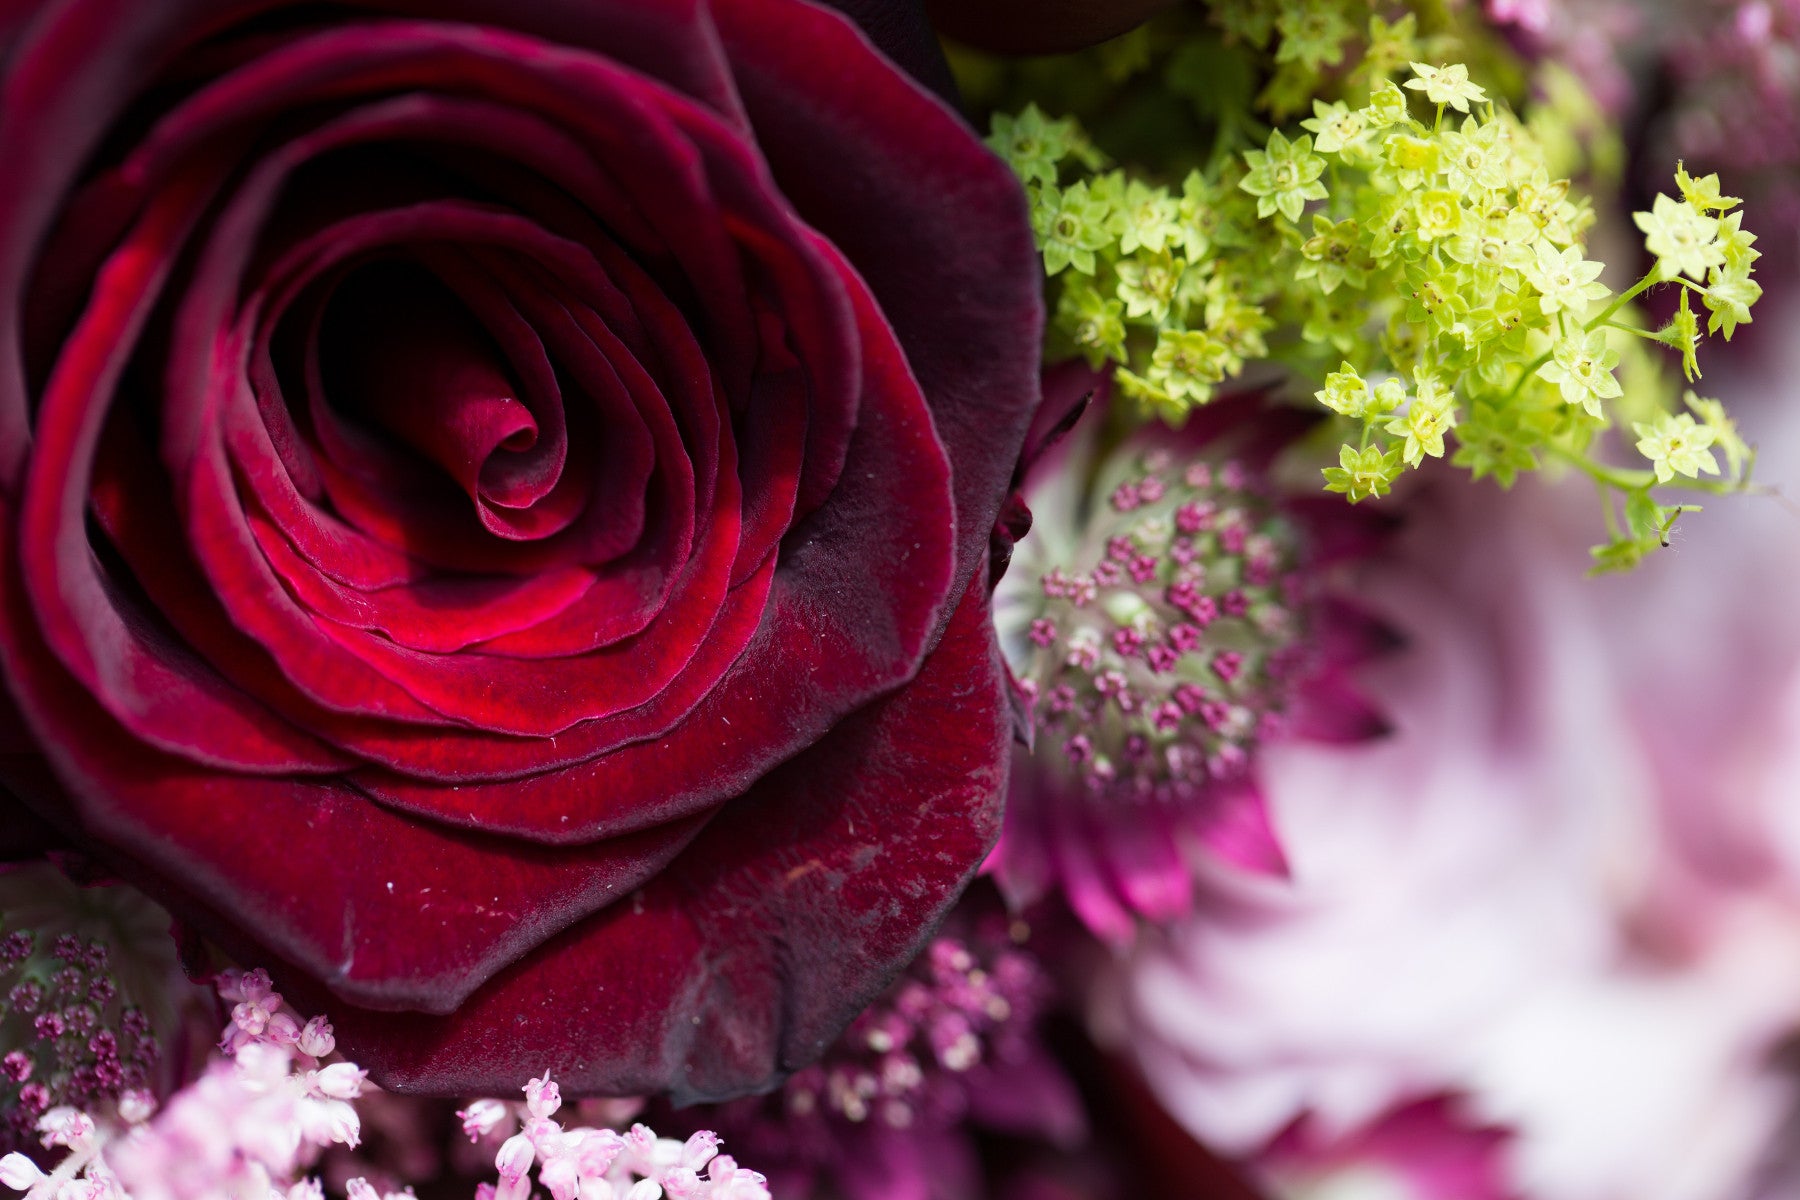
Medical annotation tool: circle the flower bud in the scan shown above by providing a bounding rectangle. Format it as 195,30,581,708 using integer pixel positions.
458,1098,510,1141
296,1017,336,1060
311,1062,368,1100
0,1153,47,1190
496,1132,536,1181
118,1088,157,1123
679,1130,720,1170
36,1105,97,1150
524,1071,562,1120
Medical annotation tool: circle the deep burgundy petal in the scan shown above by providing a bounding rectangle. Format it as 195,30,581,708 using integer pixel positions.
350,259,954,821
814,0,957,102
0,777,63,862
326,575,1010,1100
711,0,1045,608
0,513,713,1011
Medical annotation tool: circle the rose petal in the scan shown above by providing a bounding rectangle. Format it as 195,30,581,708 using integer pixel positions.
712,0,1044,606
352,255,953,826
0,0,1039,1101
11,167,353,772
0,525,713,1010
325,574,1009,1099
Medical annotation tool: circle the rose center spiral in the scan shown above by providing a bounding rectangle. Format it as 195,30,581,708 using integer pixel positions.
319,261,563,524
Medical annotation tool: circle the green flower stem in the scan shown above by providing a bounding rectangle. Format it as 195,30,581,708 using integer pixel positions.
1548,444,1653,491
1583,274,1657,332
1597,480,1622,540
1549,444,1747,495
1504,353,1552,404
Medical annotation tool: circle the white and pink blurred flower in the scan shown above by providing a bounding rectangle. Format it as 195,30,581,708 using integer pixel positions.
1095,302,1800,1200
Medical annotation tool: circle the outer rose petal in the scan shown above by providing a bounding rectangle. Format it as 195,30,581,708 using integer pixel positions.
713,0,1043,605
814,0,956,101
323,577,1011,1101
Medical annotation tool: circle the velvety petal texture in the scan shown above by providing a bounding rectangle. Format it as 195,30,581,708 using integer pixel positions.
0,0,1042,1100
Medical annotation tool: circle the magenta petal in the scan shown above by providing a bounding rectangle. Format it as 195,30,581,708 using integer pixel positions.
1286,673,1394,744
1097,805,1195,925
1314,596,1408,669
1287,494,1403,567
1265,1096,1515,1200
842,1127,977,1200
1047,796,1139,946
1021,360,1105,480
986,759,1056,912
963,1052,1089,1146
1187,782,1290,879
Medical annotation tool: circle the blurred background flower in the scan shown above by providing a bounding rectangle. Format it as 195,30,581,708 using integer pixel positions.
1092,297,1800,1200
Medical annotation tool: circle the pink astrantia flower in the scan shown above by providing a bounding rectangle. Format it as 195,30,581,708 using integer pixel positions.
1485,0,1553,33
993,370,1395,942
0,962,362,1200
1481,0,1639,114
1656,0,1800,270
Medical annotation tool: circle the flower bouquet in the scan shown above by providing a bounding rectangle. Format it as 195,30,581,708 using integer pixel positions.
0,1,1795,1198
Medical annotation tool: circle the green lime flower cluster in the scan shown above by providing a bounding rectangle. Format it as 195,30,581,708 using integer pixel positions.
1204,0,1451,121
989,55,1761,572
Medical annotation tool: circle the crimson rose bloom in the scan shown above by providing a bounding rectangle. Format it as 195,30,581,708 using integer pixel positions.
0,0,1042,1101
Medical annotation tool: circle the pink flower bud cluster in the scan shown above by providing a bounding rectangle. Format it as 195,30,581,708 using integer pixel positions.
1,927,158,1155
648,900,1074,1200
6,961,776,1200
214,971,338,1068
1019,450,1306,804
777,920,1052,1135
0,1101,119,1200
464,1073,767,1200
0,969,364,1200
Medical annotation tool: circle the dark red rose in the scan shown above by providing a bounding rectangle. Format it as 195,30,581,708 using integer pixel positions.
0,0,1043,1101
